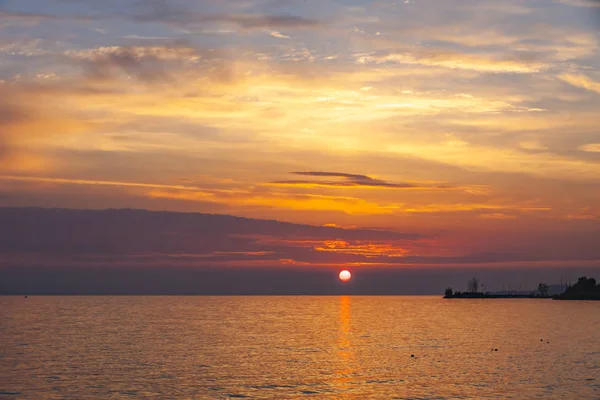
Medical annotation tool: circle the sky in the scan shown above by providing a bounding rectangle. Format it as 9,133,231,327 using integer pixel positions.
1,0,600,290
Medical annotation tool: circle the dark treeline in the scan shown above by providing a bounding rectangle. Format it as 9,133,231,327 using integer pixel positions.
554,277,600,300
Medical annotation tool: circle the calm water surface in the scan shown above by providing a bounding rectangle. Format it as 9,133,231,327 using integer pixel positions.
1,296,599,399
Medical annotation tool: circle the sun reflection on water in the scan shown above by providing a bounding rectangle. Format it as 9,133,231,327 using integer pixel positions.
335,295,358,399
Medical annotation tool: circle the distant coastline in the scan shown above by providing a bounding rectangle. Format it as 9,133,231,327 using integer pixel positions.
443,276,600,300
443,293,548,299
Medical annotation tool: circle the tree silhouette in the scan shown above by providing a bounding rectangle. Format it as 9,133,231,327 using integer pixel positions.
555,276,600,300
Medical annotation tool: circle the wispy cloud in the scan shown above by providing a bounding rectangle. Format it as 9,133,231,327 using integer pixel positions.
120,35,173,40
0,175,216,192
271,171,457,190
270,31,291,39
579,143,600,152
558,73,600,94
355,49,546,73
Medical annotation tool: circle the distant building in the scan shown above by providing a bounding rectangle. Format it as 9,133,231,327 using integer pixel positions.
467,278,479,293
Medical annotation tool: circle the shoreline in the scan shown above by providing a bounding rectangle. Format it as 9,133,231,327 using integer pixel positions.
443,294,549,299
444,294,600,300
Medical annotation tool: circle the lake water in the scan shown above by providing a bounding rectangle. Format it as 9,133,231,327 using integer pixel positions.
1,296,599,399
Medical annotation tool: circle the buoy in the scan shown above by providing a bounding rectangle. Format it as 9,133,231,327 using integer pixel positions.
540,339,543,342
495,349,498,351
410,354,414,358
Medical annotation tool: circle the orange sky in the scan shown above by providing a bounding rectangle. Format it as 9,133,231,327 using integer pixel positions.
1,0,600,268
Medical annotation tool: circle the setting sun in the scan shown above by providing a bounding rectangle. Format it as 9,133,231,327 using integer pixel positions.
339,270,352,282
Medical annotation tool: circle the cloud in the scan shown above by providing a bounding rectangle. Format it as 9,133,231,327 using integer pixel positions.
145,189,399,215
555,0,600,7
558,73,600,94
0,9,101,23
0,207,421,261
131,1,322,30
203,14,321,30
519,140,548,151
0,175,218,192
0,175,399,215
2,208,599,274
66,45,205,83
271,171,456,190
0,38,48,56
120,35,173,40
579,143,600,152
355,49,546,73
478,212,518,220
1,2,322,31
270,31,291,39
566,207,599,220
2,173,534,218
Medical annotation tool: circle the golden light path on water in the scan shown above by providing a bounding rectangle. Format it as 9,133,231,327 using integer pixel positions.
335,295,356,399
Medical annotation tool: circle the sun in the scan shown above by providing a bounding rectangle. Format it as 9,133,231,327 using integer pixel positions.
339,270,352,282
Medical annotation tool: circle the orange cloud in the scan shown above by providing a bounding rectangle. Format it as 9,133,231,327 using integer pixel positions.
314,240,408,257
146,188,397,215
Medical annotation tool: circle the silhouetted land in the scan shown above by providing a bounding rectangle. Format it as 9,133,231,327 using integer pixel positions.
553,277,600,300
443,292,546,299
444,276,600,300
443,284,549,299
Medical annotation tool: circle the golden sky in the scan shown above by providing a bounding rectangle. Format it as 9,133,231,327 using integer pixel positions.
1,0,600,268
